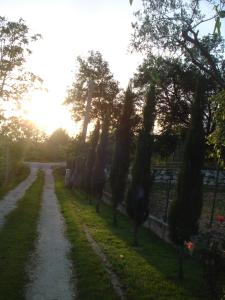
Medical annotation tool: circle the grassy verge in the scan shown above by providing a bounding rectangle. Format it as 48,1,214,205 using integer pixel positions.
0,164,30,199
0,170,44,300
55,173,119,300
55,170,209,300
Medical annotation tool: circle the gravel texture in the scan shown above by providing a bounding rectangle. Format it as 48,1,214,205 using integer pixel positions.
26,166,75,300
0,166,38,228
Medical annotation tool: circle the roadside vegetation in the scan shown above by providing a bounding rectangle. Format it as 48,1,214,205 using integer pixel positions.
0,164,30,199
0,170,44,300
55,170,119,300
55,170,208,300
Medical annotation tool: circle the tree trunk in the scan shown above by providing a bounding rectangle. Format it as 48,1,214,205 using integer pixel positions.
113,204,117,225
133,223,139,246
96,197,101,213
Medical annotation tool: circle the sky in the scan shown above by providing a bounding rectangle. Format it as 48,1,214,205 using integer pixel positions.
1,0,143,136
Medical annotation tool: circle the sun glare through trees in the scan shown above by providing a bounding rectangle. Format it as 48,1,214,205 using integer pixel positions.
0,1,225,299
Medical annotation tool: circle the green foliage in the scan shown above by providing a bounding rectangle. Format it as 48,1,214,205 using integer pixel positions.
131,0,225,87
0,164,29,199
154,130,178,159
110,85,135,223
169,84,205,245
133,54,217,135
192,220,225,299
55,173,119,300
0,170,43,299
0,16,42,101
126,86,156,243
213,4,225,35
65,51,120,124
208,89,225,165
0,117,39,183
45,128,70,161
0,116,48,165
55,171,208,300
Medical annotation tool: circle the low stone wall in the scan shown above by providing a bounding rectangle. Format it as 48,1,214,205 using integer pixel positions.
103,191,170,242
152,168,225,186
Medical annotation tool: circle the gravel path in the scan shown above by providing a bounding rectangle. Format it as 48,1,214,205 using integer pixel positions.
0,166,38,228
26,167,75,300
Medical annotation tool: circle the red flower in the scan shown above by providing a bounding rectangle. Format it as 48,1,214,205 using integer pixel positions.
185,241,194,252
216,215,225,223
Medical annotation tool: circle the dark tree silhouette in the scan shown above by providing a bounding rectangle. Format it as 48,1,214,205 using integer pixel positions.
168,82,205,279
92,116,110,213
110,85,135,224
83,121,100,198
127,86,156,245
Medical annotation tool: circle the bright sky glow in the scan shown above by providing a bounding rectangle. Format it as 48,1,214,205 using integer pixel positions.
1,0,143,136
2,1,224,136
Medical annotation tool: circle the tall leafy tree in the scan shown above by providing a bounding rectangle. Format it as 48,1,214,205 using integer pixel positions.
133,54,218,136
127,85,156,245
131,0,225,88
168,82,205,279
65,51,120,126
92,115,110,213
110,85,135,224
65,51,121,188
0,16,42,101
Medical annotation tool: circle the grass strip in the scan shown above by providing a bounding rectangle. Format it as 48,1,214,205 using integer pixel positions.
0,164,30,200
0,170,44,300
55,170,209,300
55,174,119,300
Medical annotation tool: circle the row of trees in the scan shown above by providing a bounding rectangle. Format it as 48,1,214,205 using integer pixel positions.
64,50,211,242
65,2,225,293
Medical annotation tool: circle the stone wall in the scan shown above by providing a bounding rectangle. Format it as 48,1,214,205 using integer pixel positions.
152,168,225,186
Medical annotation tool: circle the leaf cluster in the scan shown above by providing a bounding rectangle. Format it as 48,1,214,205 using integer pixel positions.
0,16,42,101
65,51,120,123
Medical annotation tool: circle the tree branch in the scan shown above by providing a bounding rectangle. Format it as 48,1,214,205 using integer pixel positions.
180,31,225,88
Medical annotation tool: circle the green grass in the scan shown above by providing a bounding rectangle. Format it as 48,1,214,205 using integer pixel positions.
0,170,44,300
0,164,30,200
55,171,209,300
55,174,119,300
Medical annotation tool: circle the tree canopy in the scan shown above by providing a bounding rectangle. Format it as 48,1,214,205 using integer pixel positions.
133,54,217,136
65,51,120,125
131,0,225,87
0,16,42,102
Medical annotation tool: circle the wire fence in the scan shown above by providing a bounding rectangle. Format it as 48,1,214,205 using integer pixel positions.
102,164,225,240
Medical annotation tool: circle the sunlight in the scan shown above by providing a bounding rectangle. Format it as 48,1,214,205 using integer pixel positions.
23,91,80,136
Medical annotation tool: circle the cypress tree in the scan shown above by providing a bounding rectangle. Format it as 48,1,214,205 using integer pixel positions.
168,83,205,279
126,86,156,245
92,116,110,213
67,136,86,189
110,85,134,225
83,120,100,195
